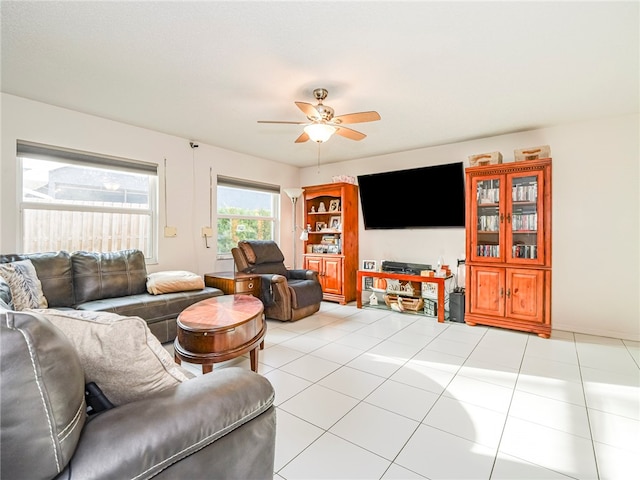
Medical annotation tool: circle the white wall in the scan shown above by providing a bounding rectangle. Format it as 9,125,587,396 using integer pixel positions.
0,94,301,274
300,114,640,341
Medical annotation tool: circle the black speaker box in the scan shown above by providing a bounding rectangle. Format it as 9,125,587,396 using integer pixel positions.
449,292,465,323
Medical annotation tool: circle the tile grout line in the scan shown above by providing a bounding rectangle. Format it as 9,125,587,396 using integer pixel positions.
575,332,602,480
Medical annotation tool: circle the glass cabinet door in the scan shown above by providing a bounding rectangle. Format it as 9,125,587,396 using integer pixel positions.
471,176,503,262
507,171,544,264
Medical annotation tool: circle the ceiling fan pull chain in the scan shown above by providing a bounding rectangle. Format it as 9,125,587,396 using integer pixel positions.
317,143,321,173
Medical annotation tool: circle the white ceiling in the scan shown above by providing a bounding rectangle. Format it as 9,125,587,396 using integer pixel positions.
2,1,638,167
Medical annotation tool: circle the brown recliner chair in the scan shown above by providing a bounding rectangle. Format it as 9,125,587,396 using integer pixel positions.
232,241,323,321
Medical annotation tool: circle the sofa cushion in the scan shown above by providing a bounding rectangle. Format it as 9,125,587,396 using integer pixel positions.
71,249,147,304
147,271,205,295
33,309,191,405
239,241,285,265
74,288,223,325
0,259,48,310
288,279,324,309
1,310,85,480
0,251,75,308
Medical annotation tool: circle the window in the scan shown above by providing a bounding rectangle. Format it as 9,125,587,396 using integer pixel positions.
18,141,158,260
217,176,280,257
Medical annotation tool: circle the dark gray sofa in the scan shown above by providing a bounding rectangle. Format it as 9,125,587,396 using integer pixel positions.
1,309,276,479
0,249,223,343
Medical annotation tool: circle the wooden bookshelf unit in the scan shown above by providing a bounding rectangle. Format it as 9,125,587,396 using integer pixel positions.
465,158,552,338
302,182,359,304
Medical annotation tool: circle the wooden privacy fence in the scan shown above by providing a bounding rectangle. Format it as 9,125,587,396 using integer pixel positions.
23,209,150,254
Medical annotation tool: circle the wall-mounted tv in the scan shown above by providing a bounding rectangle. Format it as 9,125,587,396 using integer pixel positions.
357,162,465,229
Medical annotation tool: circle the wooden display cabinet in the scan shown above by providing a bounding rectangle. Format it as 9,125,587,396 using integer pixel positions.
302,182,358,304
465,158,552,338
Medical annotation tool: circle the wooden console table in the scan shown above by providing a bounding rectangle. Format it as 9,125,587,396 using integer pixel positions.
357,270,451,323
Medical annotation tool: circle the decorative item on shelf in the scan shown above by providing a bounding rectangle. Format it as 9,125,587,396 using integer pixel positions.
371,277,386,292
329,216,341,230
315,221,327,231
385,279,401,293
423,298,438,317
384,294,424,312
329,199,340,212
514,145,550,162
469,151,503,167
401,282,415,296
310,206,315,213
422,282,438,298
318,202,326,212
332,175,357,184
369,291,379,306
362,260,378,271
435,264,451,278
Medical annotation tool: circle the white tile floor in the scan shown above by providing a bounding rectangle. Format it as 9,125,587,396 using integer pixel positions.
170,302,640,480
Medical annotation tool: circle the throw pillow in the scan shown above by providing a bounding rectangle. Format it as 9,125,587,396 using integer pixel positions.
0,276,13,309
0,259,48,310
146,271,205,295
30,309,191,405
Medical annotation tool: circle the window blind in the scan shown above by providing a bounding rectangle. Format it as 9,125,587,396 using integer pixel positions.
217,175,280,194
17,140,158,175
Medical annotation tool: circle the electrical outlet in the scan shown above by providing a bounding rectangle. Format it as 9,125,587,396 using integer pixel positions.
164,226,177,237
201,227,213,237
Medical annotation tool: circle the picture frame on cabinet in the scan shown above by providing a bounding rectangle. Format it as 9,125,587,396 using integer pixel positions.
315,221,327,232
329,216,341,230
329,199,340,212
327,245,340,254
362,260,377,271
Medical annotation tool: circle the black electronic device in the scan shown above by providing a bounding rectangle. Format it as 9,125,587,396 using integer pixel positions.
381,261,432,275
358,162,466,229
449,291,465,323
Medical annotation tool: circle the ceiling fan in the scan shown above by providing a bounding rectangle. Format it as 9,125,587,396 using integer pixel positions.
258,88,381,143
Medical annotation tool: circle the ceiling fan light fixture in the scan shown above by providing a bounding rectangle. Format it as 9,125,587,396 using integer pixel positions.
304,123,336,143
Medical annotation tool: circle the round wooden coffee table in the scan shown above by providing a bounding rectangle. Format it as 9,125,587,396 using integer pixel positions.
174,295,266,374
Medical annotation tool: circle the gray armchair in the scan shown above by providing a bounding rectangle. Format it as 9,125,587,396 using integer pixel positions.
232,240,323,322
0,309,276,480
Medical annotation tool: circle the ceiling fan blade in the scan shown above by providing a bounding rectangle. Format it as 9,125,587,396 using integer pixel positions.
335,126,366,141
333,111,381,124
294,131,310,143
295,101,321,119
258,120,307,124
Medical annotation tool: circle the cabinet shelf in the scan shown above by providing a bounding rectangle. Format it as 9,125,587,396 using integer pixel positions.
308,211,342,216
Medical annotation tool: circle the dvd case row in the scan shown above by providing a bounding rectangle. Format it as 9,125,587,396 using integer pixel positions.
512,182,537,202
512,244,537,259
476,244,499,257
511,213,537,231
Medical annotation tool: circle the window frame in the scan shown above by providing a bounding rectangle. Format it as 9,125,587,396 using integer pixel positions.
17,141,159,262
216,176,280,259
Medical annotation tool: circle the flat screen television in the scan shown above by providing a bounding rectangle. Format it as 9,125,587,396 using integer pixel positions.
357,162,466,229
